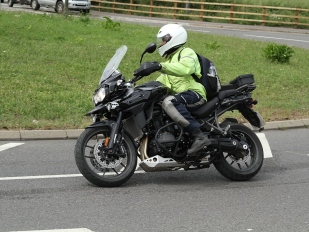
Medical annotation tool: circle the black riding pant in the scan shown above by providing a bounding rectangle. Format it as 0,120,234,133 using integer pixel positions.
162,90,206,134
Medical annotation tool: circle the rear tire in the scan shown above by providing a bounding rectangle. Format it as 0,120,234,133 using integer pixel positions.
213,123,264,181
74,127,137,187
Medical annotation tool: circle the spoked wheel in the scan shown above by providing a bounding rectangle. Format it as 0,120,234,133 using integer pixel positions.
74,127,137,187
213,123,264,181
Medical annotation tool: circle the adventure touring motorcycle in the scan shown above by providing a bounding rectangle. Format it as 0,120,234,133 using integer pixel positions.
74,43,265,187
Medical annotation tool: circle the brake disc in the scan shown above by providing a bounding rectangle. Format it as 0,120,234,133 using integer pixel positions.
93,140,123,169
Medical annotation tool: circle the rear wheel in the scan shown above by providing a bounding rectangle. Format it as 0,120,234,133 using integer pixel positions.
213,123,264,181
74,127,137,187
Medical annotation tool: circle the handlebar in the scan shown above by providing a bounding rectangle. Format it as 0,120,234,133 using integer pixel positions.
129,75,143,84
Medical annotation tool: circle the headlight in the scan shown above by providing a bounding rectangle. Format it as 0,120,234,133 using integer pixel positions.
93,88,106,105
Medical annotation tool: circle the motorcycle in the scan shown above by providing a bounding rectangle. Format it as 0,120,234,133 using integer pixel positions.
74,43,265,187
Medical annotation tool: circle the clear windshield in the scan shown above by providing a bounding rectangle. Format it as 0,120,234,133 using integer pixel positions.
99,45,128,85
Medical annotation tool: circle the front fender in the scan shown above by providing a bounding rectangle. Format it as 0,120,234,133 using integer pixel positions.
86,120,116,129
85,120,138,148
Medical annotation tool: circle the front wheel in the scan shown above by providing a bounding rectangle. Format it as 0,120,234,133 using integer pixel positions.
74,127,137,187
213,123,264,181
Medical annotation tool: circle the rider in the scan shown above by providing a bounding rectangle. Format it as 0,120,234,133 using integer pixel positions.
137,24,211,156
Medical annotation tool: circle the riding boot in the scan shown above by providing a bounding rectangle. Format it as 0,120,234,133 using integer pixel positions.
187,129,211,156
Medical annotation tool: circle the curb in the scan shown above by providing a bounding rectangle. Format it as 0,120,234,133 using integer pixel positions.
0,119,308,141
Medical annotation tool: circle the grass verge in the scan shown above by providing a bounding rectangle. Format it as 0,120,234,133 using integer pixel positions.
0,11,308,130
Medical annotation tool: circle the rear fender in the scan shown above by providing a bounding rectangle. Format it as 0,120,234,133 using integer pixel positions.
238,105,265,129
220,118,239,128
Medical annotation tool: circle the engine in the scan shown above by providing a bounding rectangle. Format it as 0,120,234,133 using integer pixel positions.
146,107,189,159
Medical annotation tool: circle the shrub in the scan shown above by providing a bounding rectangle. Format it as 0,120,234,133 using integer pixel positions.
263,43,294,63
102,16,121,30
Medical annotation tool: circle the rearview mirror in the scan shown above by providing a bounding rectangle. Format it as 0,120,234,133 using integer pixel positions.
144,42,157,54
140,42,157,64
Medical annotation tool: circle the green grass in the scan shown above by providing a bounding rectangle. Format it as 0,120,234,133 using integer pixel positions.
0,11,308,130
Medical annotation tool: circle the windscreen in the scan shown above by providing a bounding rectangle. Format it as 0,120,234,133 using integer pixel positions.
99,45,128,85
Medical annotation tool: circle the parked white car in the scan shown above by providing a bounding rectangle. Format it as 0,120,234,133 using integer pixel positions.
8,0,91,14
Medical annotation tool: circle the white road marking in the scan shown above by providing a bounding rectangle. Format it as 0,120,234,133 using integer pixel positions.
256,133,273,158
0,174,82,181
10,229,94,232
244,34,309,43
0,142,24,152
0,170,146,181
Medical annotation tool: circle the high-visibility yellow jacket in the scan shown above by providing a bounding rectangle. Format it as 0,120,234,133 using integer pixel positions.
156,46,206,99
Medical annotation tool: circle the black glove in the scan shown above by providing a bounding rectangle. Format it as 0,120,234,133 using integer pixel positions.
133,62,162,77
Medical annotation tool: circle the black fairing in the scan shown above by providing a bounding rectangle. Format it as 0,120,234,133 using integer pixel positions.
119,81,168,110
99,73,126,104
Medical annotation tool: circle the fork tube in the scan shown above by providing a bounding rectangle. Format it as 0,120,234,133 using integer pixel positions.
108,111,123,151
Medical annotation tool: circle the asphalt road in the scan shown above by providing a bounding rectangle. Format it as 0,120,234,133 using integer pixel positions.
1,128,309,232
91,12,309,49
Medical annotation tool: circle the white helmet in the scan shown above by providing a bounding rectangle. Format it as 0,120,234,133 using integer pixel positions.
156,24,187,57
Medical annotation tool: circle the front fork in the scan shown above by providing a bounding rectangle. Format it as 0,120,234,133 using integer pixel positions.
107,111,124,155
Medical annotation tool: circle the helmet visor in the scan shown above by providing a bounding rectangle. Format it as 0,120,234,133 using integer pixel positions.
156,34,172,48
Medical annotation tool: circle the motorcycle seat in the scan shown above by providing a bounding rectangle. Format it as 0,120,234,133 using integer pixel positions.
191,89,237,118
191,96,219,118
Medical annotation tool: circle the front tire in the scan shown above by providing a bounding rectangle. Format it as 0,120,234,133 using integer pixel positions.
74,127,137,187
213,123,264,181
